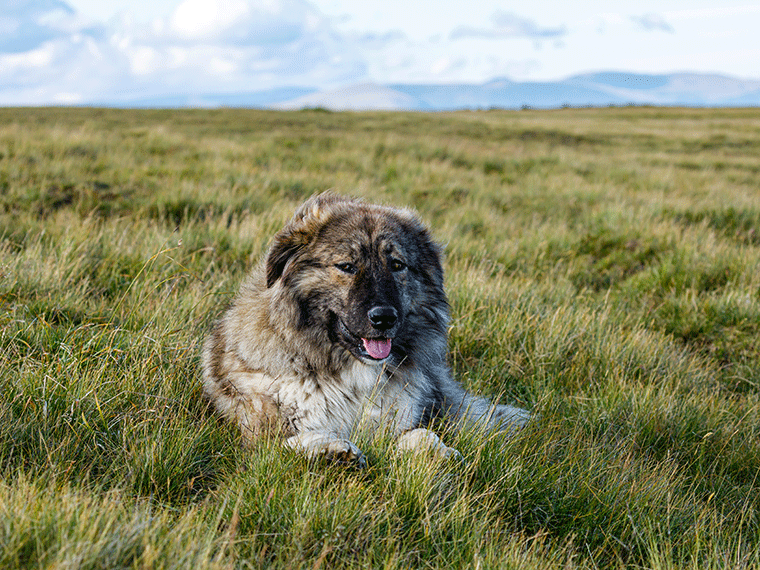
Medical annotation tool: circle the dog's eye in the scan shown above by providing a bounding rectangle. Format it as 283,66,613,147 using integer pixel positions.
335,262,357,274
389,259,407,272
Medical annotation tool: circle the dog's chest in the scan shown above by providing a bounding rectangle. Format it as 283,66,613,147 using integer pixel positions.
278,360,417,435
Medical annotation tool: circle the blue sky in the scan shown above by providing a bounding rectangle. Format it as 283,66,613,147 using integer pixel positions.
2,0,759,105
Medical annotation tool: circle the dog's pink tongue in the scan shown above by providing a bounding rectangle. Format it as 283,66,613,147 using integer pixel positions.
362,338,392,359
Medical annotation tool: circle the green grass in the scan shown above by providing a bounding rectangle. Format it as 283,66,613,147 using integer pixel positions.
1,106,760,568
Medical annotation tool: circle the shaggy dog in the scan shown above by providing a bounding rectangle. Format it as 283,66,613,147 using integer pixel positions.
202,193,529,465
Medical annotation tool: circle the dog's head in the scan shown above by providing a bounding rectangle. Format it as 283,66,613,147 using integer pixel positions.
265,193,447,364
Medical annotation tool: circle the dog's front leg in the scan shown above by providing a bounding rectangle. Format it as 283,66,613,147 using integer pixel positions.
396,428,462,460
285,431,367,467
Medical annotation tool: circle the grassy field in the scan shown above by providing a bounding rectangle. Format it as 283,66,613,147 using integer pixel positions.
1,106,759,569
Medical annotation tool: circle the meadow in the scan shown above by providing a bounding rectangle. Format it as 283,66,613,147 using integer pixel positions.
1,105,759,569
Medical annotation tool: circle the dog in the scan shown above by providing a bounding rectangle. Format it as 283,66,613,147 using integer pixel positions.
202,193,529,465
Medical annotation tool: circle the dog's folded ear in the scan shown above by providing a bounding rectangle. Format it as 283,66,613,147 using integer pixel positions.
266,230,304,287
266,192,349,288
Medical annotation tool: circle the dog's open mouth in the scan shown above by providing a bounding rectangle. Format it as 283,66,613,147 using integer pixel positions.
337,319,393,361
361,337,392,360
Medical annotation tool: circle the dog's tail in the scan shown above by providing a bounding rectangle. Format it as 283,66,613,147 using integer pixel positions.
441,380,530,435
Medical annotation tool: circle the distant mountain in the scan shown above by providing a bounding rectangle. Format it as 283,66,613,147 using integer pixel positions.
273,83,422,111
102,87,317,109
567,72,760,106
269,72,760,111
111,72,760,110
388,78,625,110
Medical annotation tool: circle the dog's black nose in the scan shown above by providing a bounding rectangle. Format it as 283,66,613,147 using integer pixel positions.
368,306,398,330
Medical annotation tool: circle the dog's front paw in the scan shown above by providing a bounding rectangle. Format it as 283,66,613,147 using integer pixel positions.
286,432,367,467
320,438,367,467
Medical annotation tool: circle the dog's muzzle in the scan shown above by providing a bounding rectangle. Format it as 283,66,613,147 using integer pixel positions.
367,306,398,331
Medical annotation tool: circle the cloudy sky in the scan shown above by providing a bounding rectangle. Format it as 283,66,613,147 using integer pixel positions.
2,0,759,105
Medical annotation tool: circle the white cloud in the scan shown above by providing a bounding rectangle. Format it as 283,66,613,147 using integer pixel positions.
163,0,328,48
353,31,406,49
169,0,250,40
127,45,162,75
0,0,368,104
0,16,21,36
52,91,83,103
663,5,760,20
630,13,674,33
0,43,55,70
451,10,566,40
0,0,81,53
209,56,237,75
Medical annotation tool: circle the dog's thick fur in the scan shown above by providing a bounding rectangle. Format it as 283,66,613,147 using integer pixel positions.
202,193,529,464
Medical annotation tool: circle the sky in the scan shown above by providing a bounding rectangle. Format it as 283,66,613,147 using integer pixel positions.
2,0,760,105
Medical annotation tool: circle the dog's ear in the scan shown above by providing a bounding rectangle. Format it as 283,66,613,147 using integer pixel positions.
266,192,347,287
266,230,304,288
416,229,445,289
